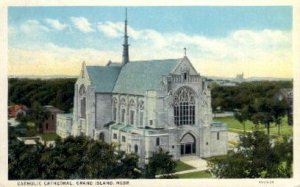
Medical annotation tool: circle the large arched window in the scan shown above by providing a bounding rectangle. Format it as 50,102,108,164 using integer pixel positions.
173,87,195,125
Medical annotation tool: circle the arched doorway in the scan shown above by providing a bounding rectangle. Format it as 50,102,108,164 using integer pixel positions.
99,132,104,141
180,133,196,155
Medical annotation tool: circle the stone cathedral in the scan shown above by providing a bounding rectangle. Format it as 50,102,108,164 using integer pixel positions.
56,11,228,164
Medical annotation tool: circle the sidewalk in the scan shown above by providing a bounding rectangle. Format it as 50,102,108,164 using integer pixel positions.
176,156,208,174
156,156,208,177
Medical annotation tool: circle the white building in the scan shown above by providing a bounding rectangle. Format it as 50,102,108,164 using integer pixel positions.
57,12,228,164
56,113,73,138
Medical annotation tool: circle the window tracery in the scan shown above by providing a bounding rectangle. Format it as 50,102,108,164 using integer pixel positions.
129,99,135,107
138,100,144,110
173,87,195,125
121,98,126,107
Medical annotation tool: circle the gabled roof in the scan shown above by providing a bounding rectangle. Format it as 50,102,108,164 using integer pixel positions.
43,105,63,113
113,59,181,95
86,66,121,93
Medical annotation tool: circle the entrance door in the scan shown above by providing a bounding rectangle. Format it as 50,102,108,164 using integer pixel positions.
180,133,196,155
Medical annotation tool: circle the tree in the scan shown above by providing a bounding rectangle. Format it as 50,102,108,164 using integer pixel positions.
250,98,274,135
31,101,48,132
208,130,293,178
112,152,142,179
145,148,177,178
271,99,288,135
240,97,288,136
234,106,249,135
8,135,142,179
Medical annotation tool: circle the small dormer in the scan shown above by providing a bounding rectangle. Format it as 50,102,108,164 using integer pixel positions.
182,68,190,82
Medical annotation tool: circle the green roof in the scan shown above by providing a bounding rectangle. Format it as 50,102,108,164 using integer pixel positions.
113,59,181,95
111,123,125,130
86,66,121,93
120,125,134,132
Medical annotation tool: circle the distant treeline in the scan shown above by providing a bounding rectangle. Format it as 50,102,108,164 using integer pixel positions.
211,81,293,112
8,78,293,113
9,78,76,112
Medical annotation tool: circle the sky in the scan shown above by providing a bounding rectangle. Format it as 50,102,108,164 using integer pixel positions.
8,6,292,78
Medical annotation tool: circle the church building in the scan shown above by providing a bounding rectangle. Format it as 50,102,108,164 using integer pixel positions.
57,11,228,164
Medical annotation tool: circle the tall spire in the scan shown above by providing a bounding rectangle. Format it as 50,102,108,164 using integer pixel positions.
122,8,129,65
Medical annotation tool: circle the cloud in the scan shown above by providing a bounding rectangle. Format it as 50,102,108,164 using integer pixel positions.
20,20,49,35
97,21,123,38
9,20,292,78
45,19,68,31
8,43,120,76
70,17,94,33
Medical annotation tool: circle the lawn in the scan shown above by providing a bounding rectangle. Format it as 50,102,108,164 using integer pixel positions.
37,133,59,141
214,116,292,137
175,160,195,172
177,170,212,178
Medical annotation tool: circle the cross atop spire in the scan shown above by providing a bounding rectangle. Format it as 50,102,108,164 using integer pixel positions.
122,8,130,65
184,47,187,57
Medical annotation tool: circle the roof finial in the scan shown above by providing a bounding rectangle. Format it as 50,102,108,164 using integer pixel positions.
184,47,187,56
81,61,86,78
122,8,130,65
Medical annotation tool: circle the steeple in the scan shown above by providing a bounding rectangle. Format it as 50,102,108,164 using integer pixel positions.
122,8,130,65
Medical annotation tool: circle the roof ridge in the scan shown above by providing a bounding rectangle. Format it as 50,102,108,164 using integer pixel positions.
86,65,121,68
130,58,182,63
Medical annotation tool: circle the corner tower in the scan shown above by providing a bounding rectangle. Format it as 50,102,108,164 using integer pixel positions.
122,8,130,65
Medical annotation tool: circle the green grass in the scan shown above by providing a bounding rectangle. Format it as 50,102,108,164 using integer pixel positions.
205,154,228,162
37,133,59,141
175,161,196,172
214,116,293,137
177,170,212,178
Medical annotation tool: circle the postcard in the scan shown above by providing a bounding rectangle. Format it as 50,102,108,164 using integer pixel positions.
1,1,299,187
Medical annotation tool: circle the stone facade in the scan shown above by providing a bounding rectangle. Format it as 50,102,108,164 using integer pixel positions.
56,113,73,138
58,56,228,165
57,13,228,164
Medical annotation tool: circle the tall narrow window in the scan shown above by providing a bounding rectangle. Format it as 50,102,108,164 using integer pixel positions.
113,107,117,121
113,133,117,139
80,98,86,118
139,112,144,126
156,137,160,146
183,72,187,80
174,87,195,125
130,111,134,125
120,98,126,123
138,100,144,127
134,145,138,153
99,133,105,141
112,98,117,121
79,85,86,119
217,132,220,140
121,109,125,123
